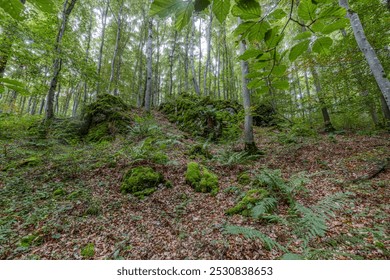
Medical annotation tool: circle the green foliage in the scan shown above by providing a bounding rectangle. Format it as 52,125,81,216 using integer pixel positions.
20,234,42,248
237,171,251,185
185,162,219,195
124,137,169,164
129,116,161,140
0,0,57,20
215,149,260,166
188,142,212,159
121,166,165,198
160,93,242,142
81,243,95,258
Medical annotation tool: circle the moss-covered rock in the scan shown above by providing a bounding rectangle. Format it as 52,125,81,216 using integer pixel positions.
81,94,132,142
160,93,242,141
121,166,164,198
237,172,251,185
185,162,219,195
252,103,278,127
226,188,269,216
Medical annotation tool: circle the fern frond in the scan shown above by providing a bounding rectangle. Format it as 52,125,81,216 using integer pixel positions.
224,225,285,251
293,203,327,246
251,197,278,219
313,192,350,219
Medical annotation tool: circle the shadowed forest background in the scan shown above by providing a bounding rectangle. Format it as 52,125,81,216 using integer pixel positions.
0,0,389,260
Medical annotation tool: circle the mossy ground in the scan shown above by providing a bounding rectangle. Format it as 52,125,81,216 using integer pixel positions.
121,166,165,198
226,188,269,216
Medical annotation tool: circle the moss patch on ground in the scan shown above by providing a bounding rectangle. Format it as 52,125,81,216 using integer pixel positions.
121,166,165,198
185,162,219,195
226,188,269,216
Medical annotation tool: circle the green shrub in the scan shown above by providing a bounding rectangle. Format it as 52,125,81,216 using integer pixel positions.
121,166,165,198
185,162,219,195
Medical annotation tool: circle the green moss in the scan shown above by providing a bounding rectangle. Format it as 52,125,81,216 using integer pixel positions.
226,188,269,216
237,172,251,185
82,94,132,142
185,162,219,195
20,234,42,248
121,167,164,198
159,93,242,142
53,188,66,197
81,243,95,258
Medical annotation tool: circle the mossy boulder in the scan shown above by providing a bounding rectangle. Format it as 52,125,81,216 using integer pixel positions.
121,166,164,198
81,94,132,142
160,93,242,141
252,103,278,127
185,162,219,195
226,188,269,216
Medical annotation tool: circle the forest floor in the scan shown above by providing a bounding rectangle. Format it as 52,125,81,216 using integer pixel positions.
0,112,389,260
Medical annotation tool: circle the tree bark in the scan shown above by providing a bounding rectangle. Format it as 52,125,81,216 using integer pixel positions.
339,0,390,113
96,0,110,96
238,19,257,153
45,0,77,121
144,17,153,112
190,16,200,95
203,8,213,96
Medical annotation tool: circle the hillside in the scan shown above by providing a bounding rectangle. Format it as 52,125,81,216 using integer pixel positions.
0,111,388,260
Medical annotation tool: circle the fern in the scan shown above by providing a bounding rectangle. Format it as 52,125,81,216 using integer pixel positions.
224,225,285,251
253,169,294,204
216,150,259,166
292,193,349,246
251,197,278,219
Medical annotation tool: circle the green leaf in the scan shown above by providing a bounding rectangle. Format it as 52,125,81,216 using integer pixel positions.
247,79,266,89
0,78,29,95
272,80,289,90
289,39,310,62
175,2,194,31
212,0,231,23
264,27,284,48
29,0,57,14
0,0,24,20
194,0,210,12
232,0,261,20
321,18,349,34
272,65,287,76
267,8,286,21
247,20,271,42
150,0,184,17
318,6,345,19
312,36,333,53
298,0,317,22
293,31,312,41
239,49,262,60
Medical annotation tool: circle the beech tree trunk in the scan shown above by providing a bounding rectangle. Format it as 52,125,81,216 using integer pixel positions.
203,8,213,95
339,0,390,113
45,0,77,121
238,19,257,153
190,16,200,95
144,17,153,112
96,0,110,96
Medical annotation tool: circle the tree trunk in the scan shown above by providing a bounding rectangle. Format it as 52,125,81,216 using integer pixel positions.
310,65,335,132
109,0,124,95
238,19,257,153
203,8,213,96
190,16,200,95
169,30,178,96
45,0,77,122
339,0,390,113
83,12,93,103
96,0,110,96
144,17,153,112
